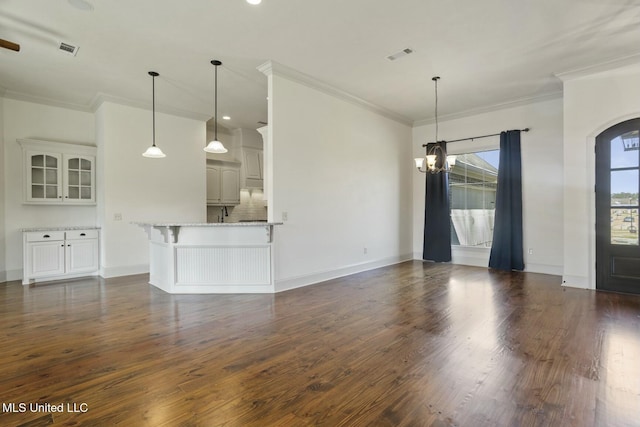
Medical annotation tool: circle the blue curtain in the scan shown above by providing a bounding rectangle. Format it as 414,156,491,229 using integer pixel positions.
489,130,524,271
423,142,452,262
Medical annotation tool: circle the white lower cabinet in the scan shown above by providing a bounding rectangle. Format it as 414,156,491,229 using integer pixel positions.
23,229,99,285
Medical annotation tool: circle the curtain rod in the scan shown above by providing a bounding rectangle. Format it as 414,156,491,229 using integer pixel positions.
421,128,530,147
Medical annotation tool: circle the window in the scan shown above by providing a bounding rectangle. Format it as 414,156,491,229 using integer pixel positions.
449,149,500,247
609,130,639,245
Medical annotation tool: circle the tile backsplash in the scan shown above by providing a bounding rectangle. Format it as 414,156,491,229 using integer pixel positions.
207,189,267,223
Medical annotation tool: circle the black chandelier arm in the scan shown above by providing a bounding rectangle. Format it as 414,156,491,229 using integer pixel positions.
422,127,530,147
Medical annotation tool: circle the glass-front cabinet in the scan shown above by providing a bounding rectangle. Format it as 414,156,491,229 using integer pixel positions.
27,152,62,201
65,156,95,203
19,139,96,205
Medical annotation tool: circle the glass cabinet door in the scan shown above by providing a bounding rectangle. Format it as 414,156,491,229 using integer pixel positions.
28,153,62,202
65,156,95,203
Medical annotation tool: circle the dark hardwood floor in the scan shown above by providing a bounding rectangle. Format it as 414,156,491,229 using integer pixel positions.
1,261,639,426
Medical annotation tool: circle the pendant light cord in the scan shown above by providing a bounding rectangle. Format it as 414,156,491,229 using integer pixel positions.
214,62,219,140
433,76,439,143
152,73,156,147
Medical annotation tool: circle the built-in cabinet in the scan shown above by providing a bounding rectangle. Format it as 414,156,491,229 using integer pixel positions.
19,139,96,205
22,228,100,285
206,160,240,205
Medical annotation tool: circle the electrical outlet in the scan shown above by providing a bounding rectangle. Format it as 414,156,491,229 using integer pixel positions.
114,213,123,221
528,248,533,255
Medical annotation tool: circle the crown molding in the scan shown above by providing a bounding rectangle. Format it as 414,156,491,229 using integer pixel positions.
257,60,413,126
90,93,211,121
0,89,210,122
554,52,640,81
413,90,563,127
2,90,93,113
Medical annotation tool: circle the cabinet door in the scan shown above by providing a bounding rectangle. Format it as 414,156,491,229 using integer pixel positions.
206,166,221,204
25,152,62,203
221,168,240,204
243,148,263,179
66,239,99,274
64,155,96,204
27,241,65,278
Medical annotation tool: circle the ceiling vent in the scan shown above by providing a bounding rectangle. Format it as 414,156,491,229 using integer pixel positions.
386,48,413,61
59,42,79,56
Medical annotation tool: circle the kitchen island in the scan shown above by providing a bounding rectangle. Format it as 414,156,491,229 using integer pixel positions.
135,222,281,294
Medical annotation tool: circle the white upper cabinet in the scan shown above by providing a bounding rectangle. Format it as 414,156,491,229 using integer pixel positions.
206,160,240,206
242,147,263,189
19,139,96,205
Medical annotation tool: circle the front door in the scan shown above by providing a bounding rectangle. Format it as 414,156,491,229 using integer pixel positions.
595,118,640,294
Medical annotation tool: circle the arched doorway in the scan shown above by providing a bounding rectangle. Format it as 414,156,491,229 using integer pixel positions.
595,118,640,294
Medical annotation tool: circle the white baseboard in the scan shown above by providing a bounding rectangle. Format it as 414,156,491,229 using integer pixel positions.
101,264,149,279
562,275,592,289
275,253,414,293
526,263,563,276
0,270,6,284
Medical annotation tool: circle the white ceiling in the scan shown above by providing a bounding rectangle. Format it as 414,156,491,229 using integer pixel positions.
1,0,640,130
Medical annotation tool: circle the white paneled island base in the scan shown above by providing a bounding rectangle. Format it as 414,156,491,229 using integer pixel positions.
135,222,281,294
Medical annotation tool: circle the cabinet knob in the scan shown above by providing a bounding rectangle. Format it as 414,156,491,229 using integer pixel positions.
80,233,86,236
43,234,50,238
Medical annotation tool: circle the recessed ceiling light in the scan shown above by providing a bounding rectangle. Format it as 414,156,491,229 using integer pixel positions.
246,0,262,5
68,0,94,11
222,116,231,120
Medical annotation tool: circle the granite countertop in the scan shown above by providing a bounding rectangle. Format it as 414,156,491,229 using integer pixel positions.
133,222,283,227
22,226,100,232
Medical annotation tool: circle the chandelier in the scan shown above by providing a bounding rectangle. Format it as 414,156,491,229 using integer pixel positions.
415,76,456,173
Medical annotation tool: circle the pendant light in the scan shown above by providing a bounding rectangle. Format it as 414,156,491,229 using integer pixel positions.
204,60,228,154
415,76,456,173
142,71,166,158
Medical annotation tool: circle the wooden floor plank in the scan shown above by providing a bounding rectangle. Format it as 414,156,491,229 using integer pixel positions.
1,262,639,426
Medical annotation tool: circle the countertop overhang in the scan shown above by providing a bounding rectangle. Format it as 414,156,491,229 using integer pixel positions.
133,222,282,244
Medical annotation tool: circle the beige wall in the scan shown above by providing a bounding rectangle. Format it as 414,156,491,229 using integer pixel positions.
561,62,640,289
0,97,5,282
95,101,206,277
267,69,414,291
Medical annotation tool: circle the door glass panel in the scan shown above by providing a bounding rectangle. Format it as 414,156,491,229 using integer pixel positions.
68,171,79,186
45,169,58,185
68,186,79,199
45,185,58,199
611,131,640,168
32,168,44,184
45,155,58,168
610,170,638,206
45,169,58,184
32,185,44,198
80,171,91,186
611,208,639,245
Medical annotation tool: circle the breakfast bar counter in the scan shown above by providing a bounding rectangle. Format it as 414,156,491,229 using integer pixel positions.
135,222,281,294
